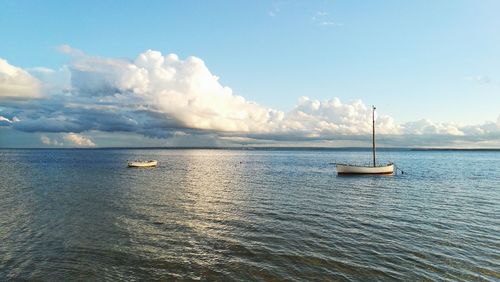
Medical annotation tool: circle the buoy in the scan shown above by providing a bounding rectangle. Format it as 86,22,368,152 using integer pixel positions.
395,166,405,175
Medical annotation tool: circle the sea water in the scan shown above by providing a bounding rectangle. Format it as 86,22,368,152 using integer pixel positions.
0,149,499,281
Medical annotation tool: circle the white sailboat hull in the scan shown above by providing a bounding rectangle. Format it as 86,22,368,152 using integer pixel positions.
128,160,158,168
336,163,394,175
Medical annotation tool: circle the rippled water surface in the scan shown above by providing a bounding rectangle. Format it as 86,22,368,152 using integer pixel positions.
0,149,499,281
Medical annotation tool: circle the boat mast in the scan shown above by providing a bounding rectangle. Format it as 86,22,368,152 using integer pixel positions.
372,105,376,167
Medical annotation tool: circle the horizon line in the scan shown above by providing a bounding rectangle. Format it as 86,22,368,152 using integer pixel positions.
1,146,499,151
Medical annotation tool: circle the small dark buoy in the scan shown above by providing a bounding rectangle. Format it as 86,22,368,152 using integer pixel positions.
395,166,405,175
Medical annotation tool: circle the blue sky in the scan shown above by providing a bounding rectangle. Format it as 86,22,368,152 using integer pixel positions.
1,1,499,147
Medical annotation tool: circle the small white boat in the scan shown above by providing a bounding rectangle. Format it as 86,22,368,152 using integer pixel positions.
336,163,394,175
336,106,396,175
127,160,158,168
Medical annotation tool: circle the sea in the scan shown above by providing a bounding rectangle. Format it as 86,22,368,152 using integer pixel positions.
0,148,498,281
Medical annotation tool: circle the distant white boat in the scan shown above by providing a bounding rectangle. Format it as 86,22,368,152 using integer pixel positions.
336,106,395,175
128,160,158,168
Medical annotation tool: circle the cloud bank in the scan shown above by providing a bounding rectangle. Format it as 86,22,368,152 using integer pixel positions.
63,133,96,147
1,47,499,148
39,133,95,147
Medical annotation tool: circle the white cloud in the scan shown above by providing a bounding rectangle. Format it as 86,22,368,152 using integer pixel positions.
69,49,284,133
280,97,400,136
321,21,344,26
0,115,12,126
0,115,20,126
63,133,96,147
40,134,62,146
173,131,189,137
0,116,12,122
57,44,85,57
312,11,328,21
28,67,55,74
268,4,280,17
402,119,464,136
40,135,51,145
0,58,41,100
2,47,500,148
466,75,492,84
312,11,343,27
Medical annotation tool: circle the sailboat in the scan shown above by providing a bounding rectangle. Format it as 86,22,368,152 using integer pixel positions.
336,106,394,175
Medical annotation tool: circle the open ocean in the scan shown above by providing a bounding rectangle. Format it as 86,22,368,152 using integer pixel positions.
0,148,499,281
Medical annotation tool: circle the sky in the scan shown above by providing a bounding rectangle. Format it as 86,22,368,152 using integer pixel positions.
1,0,499,148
